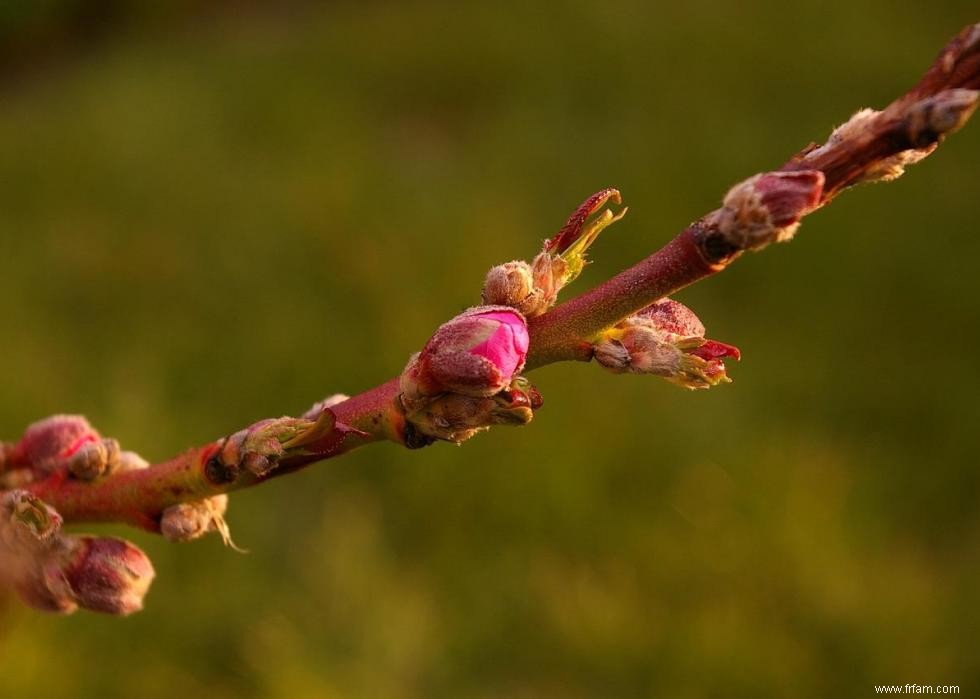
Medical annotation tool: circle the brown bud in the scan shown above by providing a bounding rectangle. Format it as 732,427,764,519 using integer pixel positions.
715,170,824,251
594,339,630,372
0,490,63,552
160,495,229,543
67,438,121,480
482,261,541,315
401,377,539,444
905,88,979,147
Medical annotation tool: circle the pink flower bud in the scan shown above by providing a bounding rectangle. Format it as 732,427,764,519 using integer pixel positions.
8,415,101,474
56,536,155,616
401,306,529,403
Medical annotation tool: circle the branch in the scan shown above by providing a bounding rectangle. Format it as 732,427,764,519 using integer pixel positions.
529,23,980,365
2,22,978,615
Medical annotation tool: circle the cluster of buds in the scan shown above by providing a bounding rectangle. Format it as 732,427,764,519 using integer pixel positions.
482,189,627,317
0,414,148,487
399,306,542,444
593,298,741,390
0,490,155,615
0,413,263,614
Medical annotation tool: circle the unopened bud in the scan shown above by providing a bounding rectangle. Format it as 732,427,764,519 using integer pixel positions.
211,415,333,484
400,306,529,407
56,536,155,615
0,490,63,552
67,438,121,480
12,535,154,616
160,495,230,543
715,170,824,251
594,299,740,390
9,415,100,475
482,261,541,315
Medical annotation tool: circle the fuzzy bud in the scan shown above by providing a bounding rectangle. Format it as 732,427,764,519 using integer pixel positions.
56,536,155,615
67,438,121,480
206,413,345,485
715,170,824,251
0,490,63,552
9,415,100,475
13,535,154,615
402,377,543,444
482,261,540,315
160,495,229,543
400,306,529,408
594,299,740,390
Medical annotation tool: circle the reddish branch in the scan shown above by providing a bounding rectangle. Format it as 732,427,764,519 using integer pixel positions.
4,23,979,536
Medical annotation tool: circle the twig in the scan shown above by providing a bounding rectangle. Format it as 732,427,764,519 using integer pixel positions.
2,22,977,614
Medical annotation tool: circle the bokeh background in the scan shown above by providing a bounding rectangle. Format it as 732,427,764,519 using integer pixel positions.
1,2,978,697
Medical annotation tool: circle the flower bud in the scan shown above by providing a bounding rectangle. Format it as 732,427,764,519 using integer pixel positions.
55,536,155,615
715,170,824,251
400,306,529,407
8,415,101,475
594,299,740,390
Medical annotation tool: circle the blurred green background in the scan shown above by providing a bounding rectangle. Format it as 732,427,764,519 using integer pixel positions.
1,2,978,697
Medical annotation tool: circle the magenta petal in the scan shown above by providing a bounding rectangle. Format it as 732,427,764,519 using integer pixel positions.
468,311,529,380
